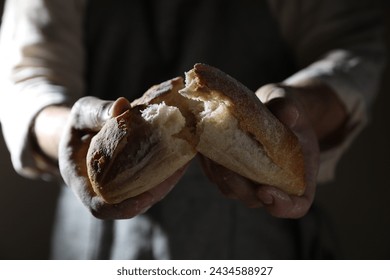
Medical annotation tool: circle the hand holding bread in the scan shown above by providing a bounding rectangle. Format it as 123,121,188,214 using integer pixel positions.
58,96,189,219
201,82,320,218
85,64,317,218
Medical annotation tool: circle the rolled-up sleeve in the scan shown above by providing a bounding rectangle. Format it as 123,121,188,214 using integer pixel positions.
0,0,86,179
269,0,386,182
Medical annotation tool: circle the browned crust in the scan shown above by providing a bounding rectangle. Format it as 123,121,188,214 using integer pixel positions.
87,107,157,196
87,109,132,186
87,78,196,203
131,77,185,106
188,63,305,194
88,64,306,203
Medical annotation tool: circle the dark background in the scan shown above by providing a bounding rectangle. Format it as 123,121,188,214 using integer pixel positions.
0,1,389,259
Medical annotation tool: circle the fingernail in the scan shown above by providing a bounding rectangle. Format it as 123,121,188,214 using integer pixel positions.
110,97,131,117
260,193,274,205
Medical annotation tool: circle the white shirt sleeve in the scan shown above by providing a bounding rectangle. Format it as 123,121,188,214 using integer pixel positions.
0,0,86,179
268,0,386,182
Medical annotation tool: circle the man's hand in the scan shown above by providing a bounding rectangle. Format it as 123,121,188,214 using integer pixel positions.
200,82,346,219
35,96,186,219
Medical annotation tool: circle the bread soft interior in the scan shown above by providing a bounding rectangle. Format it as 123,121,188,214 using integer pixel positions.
88,64,305,203
88,102,196,203
179,72,288,189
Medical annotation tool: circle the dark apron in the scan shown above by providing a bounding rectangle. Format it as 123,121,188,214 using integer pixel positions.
51,0,331,260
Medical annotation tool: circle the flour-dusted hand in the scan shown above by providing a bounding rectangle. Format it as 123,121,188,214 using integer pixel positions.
58,96,187,219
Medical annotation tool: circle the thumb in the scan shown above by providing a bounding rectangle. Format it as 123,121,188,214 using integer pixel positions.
110,97,132,117
266,97,300,130
71,96,130,131
256,84,300,130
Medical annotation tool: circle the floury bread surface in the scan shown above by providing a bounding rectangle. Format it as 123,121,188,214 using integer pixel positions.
87,64,306,203
181,64,305,196
87,101,196,203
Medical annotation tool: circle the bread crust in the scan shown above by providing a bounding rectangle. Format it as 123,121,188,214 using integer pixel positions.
182,63,306,195
87,80,196,204
87,63,306,203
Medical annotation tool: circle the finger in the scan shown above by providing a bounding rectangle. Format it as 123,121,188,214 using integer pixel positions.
110,97,132,117
255,83,286,103
200,156,262,208
77,184,159,220
256,185,313,218
71,96,130,131
266,97,300,129
221,171,263,208
127,163,189,216
198,155,219,185
198,155,237,199
88,164,189,219
258,89,319,218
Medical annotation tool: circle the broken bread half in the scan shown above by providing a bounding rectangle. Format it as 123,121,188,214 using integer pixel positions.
87,63,306,204
180,63,305,196
86,78,196,203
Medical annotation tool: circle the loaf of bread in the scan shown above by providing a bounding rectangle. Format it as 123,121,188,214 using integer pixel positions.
181,64,306,196
87,63,306,204
86,78,197,203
